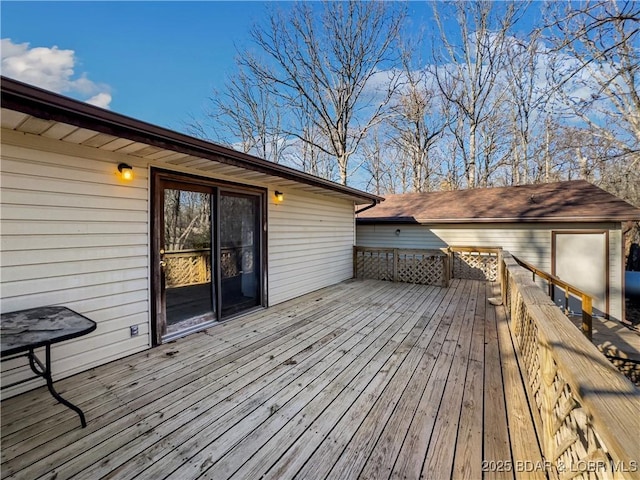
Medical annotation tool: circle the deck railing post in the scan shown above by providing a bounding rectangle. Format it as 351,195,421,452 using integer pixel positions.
582,295,593,341
353,246,358,279
392,249,398,282
500,256,507,305
443,255,450,287
497,249,503,290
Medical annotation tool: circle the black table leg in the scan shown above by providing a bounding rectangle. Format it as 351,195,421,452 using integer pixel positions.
28,345,87,428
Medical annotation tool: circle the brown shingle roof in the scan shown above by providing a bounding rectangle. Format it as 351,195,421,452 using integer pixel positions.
357,181,640,224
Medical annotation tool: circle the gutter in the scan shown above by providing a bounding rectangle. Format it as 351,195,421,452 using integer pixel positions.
355,199,381,215
356,216,637,224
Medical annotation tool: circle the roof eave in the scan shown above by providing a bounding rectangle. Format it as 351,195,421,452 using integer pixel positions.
415,216,635,223
1,76,382,204
357,216,636,224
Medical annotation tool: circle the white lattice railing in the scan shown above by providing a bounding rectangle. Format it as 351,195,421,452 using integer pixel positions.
353,247,449,287
501,252,640,479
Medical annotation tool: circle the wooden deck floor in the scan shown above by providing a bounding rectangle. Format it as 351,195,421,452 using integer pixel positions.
1,279,545,480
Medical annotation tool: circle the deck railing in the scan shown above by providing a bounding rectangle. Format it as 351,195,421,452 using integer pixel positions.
501,252,640,479
447,246,501,282
353,247,449,287
164,247,254,288
164,249,211,288
512,255,595,341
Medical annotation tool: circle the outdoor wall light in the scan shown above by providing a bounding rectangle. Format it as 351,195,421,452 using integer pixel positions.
118,163,134,181
395,228,401,236
274,191,284,202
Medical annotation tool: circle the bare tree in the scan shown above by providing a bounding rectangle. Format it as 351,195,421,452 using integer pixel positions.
432,0,525,188
287,98,336,180
240,1,405,185
544,0,640,204
164,191,211,251
362,125,390,194
503,30,552,185
187,65,287,163
476,101,512,186
386,43,449,192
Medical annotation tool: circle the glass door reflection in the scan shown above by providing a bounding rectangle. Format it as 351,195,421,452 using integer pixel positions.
219,192,261,317
162,187,215,334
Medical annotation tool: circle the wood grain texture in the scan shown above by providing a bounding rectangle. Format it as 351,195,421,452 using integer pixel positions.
503,252,640,480
1,129,364,398
1,279,542,480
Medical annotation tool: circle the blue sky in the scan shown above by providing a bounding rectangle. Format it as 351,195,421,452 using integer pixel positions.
2,1,541,133
2,2,279,130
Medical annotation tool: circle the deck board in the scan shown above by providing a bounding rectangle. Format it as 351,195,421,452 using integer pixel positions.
451,279,487,480
483,282,514,480
1,279,543,480
421,280,480,479
388,278,473,480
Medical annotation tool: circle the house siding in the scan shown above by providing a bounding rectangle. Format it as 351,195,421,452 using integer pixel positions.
357,223,623,321
1,135,151,394
1,130,356,395
268,190,355,305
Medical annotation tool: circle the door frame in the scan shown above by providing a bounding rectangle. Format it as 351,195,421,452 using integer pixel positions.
551,230,609,319
151,168,268,345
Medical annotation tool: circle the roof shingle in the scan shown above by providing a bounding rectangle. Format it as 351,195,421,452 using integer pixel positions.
357,181,640,224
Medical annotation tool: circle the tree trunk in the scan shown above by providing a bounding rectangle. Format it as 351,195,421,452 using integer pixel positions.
468,122,477,188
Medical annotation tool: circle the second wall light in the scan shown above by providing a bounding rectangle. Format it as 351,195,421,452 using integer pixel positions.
118,163,134,181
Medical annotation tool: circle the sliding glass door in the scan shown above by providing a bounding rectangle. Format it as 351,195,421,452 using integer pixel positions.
153,171,265,343
220,192,261,317
162,185,215,336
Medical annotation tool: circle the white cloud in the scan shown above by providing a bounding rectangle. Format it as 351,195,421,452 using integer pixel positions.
1,38,112,109
86,92,113,109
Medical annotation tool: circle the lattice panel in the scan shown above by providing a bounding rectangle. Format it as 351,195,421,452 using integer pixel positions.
453,252,498,281
221,248,254,279
220,250,239,278
165,252,211,288
509,279,616,479
355,249,447,286
165,248,254,287
355,250,394,281
397,254,446,286
604,357,640,386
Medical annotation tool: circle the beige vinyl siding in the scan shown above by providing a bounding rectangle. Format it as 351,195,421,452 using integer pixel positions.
358,223,556,269
268,190,355,305
609,228,623,321
1,133,150,395
357,222,623,321
1,129,358,395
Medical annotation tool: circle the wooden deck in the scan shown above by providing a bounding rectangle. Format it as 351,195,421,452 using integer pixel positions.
1,279,545,480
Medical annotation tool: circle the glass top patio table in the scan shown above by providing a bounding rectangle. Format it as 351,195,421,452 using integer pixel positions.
1,306,96,356
1,306,97,427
